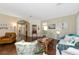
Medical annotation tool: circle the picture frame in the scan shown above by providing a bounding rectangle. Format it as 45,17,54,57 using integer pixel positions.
0,24,8,29
48,24,56,29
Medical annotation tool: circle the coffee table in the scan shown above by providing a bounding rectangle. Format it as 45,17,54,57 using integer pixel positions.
38,38,52,54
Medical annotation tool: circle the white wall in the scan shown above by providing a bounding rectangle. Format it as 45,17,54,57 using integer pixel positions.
76,13,79,34
0,14,42,37
28,20,42,37
0,14,18,37
43,14,77,38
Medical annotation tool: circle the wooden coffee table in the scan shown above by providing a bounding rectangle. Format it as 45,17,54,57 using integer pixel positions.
38,38,53,53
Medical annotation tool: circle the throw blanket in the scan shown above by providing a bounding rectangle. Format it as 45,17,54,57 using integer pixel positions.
57,44,79,54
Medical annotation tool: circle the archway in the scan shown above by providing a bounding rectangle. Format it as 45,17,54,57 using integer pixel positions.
17,20,30,41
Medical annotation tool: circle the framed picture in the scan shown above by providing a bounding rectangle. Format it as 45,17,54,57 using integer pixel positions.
48,24,56,29
0,24,8,30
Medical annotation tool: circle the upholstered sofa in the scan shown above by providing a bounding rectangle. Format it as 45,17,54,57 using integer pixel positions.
0,32,16,44
56,34,79,55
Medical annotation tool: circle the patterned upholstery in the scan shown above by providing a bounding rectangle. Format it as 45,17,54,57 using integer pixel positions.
15,40,40,55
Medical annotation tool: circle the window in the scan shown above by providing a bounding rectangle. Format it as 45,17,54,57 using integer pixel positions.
42,22,48,31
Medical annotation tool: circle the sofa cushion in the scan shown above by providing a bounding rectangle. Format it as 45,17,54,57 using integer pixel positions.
5,32,16,38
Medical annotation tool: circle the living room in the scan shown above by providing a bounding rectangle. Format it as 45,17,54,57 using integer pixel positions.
0,3,79,55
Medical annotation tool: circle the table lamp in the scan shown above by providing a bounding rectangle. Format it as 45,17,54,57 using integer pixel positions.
56,30,61,40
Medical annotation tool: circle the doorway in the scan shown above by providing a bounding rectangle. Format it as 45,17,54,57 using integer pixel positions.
17,20,30,41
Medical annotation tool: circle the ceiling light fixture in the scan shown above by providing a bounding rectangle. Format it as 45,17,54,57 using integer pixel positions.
56,3,62,6
30,16,32,18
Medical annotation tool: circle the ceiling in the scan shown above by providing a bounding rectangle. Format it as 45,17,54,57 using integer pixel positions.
0,3,79,20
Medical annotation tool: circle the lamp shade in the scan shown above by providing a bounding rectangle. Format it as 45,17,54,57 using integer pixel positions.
56,30,60,34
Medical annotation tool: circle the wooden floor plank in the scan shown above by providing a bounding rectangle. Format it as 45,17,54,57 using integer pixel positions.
0,37,56,55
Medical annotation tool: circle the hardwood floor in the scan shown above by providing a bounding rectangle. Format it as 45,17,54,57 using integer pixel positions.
0,44,16,55
0,37,56,55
